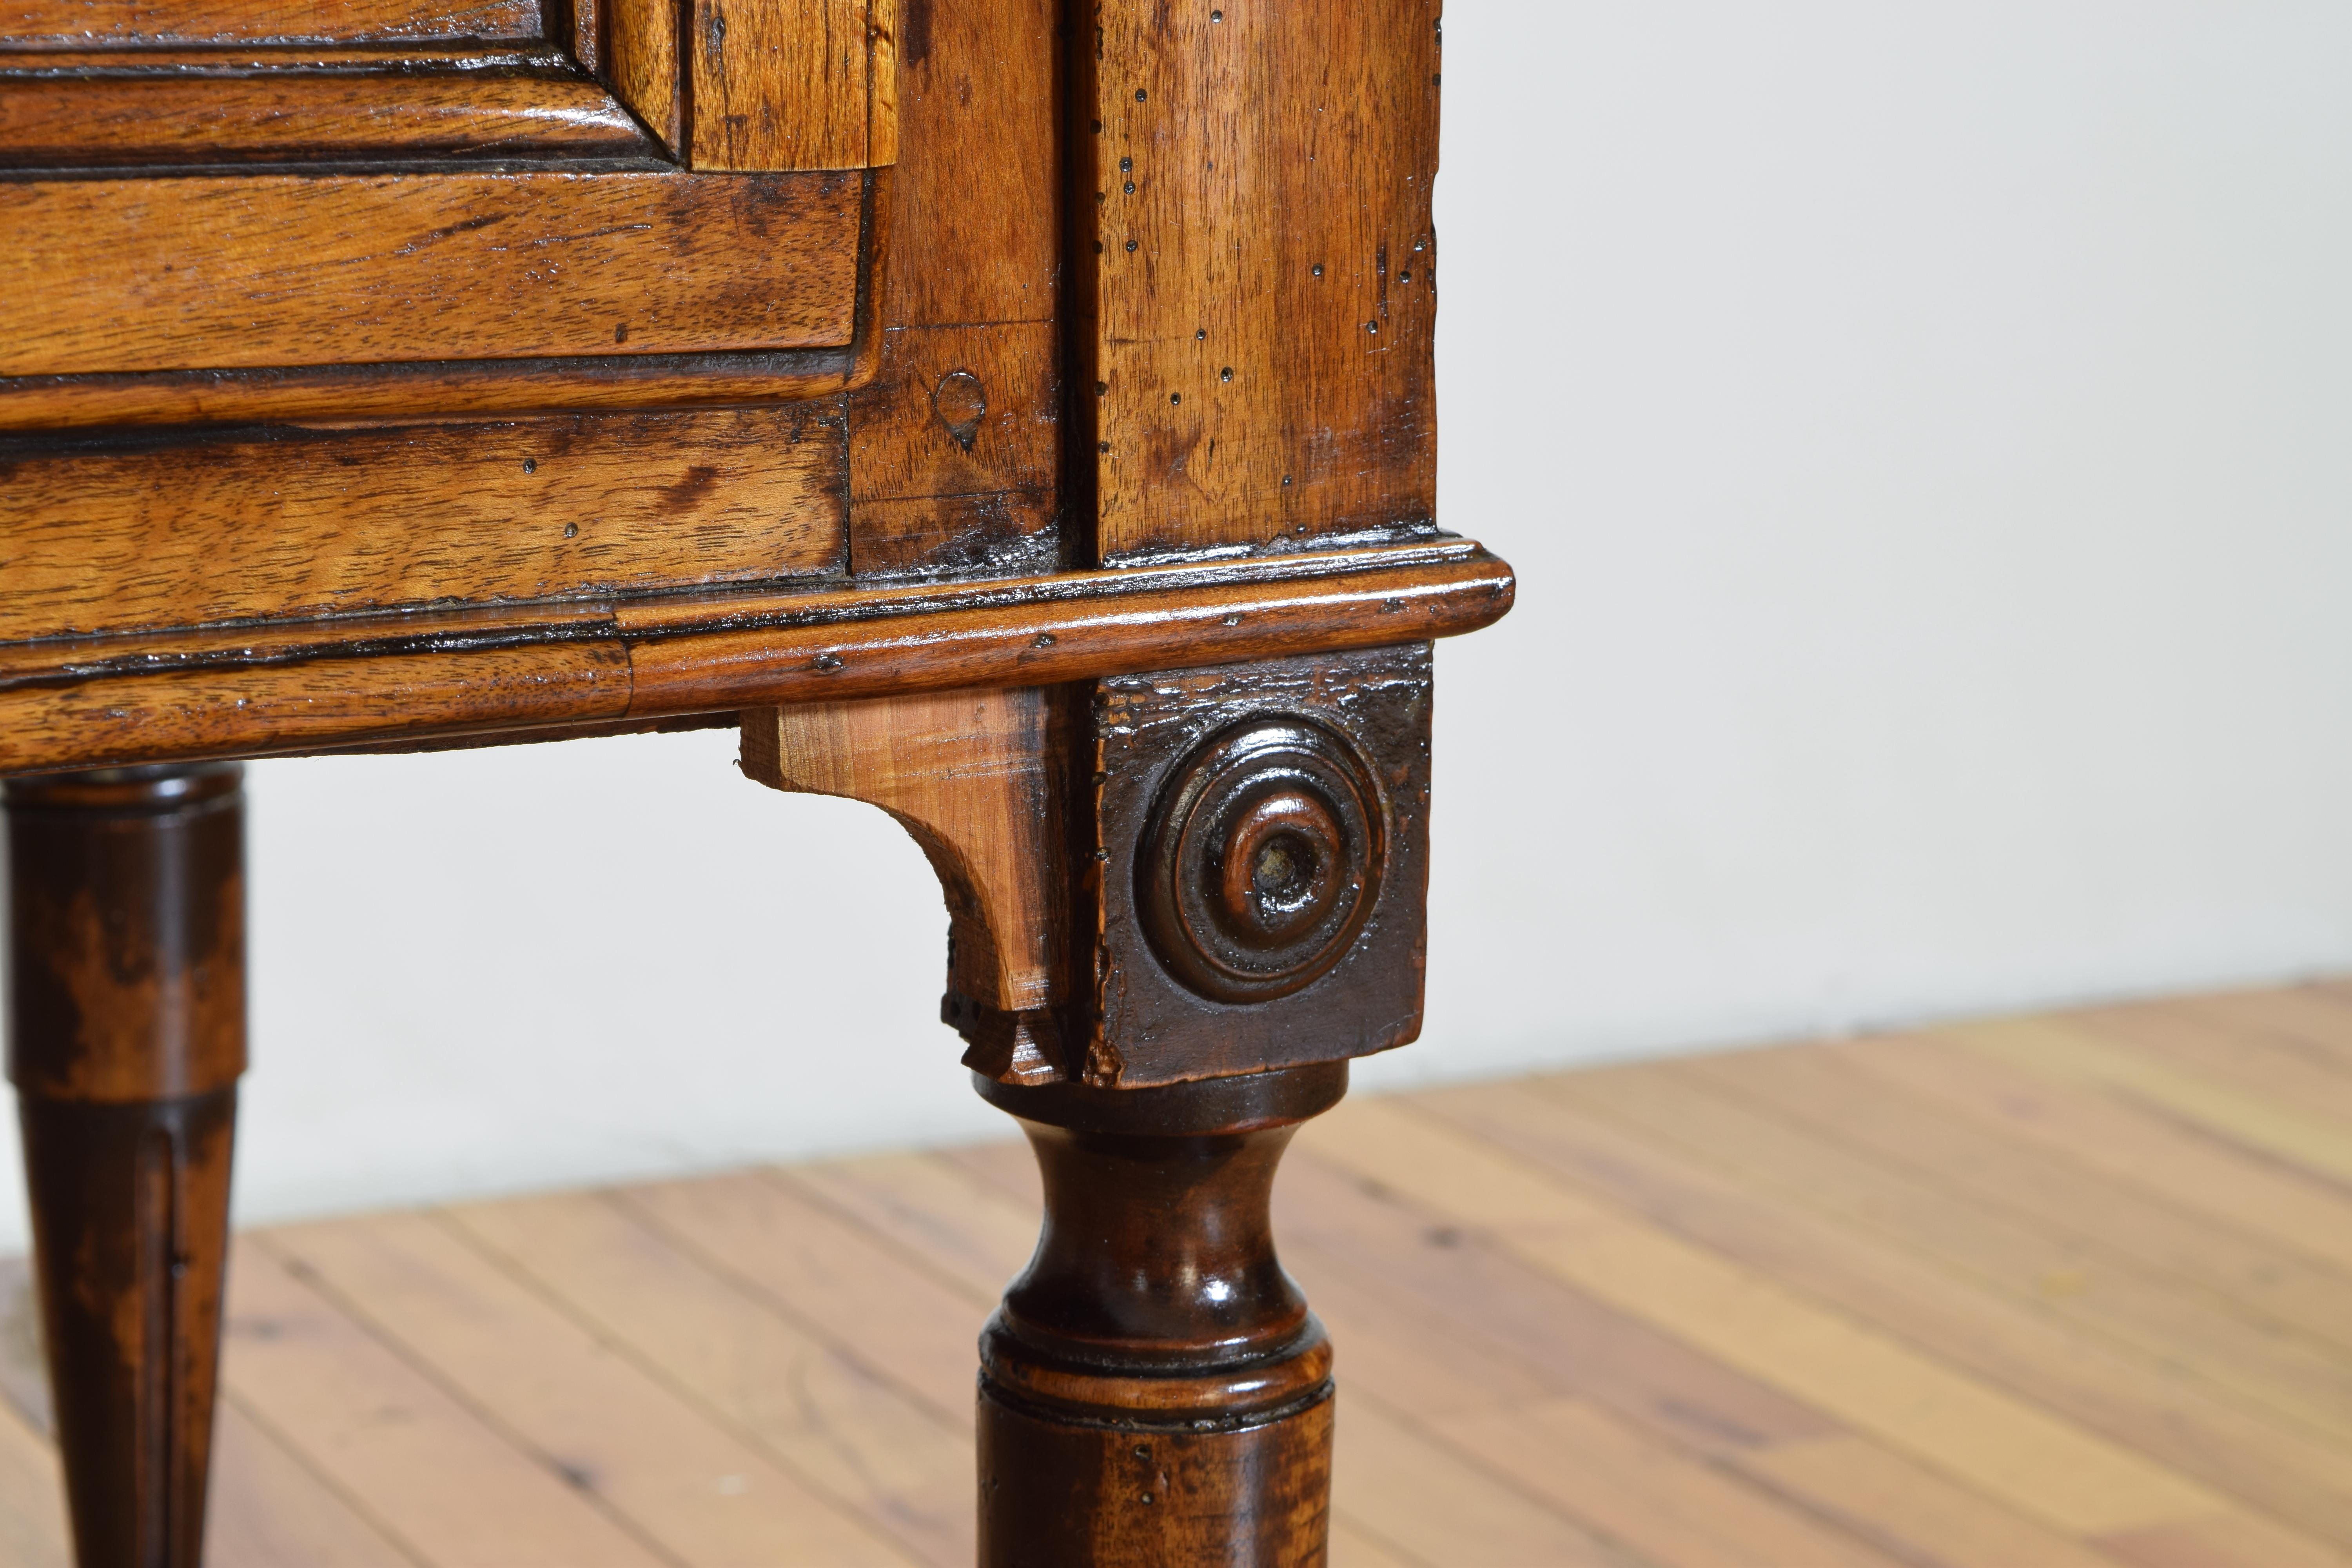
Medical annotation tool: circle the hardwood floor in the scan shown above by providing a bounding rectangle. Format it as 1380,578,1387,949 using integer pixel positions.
2,982,2350,1566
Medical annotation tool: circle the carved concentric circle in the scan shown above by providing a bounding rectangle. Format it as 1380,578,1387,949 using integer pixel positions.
1137,717,1387,1003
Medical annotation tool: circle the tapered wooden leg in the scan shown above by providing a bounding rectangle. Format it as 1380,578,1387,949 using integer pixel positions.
5,765,246,1568
973,1062,1345,1567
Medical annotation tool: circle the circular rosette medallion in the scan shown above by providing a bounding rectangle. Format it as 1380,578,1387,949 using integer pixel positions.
1137,716,1388,1003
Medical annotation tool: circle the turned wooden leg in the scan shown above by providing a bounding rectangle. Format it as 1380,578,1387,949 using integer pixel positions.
973,1062,1346,1567
4,765,245,1568
742,650,1431,1564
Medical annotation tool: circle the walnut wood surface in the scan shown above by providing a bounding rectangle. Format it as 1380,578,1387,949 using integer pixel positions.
0,53,655,167
0,0,1488,1553
604,0,681,154
1079,644,1434,1087
0,540,1510,772
0,0,539,47
0,167,886,429
0,171,860,379
0,407,846,643
849,322,1060,575
687,0,889,171
5,766,245,1568
974,1064,1346,1566
1080,0,1439,561
744,687,1068,1080
844,0,1061,575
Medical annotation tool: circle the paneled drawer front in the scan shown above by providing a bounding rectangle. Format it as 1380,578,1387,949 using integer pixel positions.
2,172,862,377
0,0,896,429
0,407,847,642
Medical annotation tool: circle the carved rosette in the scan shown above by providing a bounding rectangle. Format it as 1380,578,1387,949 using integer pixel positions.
1137,717,1388,1005
1085,643,1435,1087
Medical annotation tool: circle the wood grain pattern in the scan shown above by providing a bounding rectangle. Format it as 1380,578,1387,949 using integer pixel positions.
264,1212,911,1563
688,0,888,170
1296,1099,2232,1540
4,766,246,1568
0,541,1512,771
844,0,1059,574
1640,1058,2352,1450
604,0,679,154
743,686,1066,1047
876,0,1053,327
0,641,635,774
848,323,1060,575
5,984,2343,1563
221,1241,668,1566
970,1067,1347,1567
1830,1031,2352,1275
0,171,861,380
0,407,846,643
0,341,875,433
203,1400,415,1567
0,57,655,167
0,0,539,47
446,1189,976,1566
1681,1042,2352,1361
1082,0,1439,561
1950,1015,2352,1187
619,542,1508,714
1437,1070,2352,1545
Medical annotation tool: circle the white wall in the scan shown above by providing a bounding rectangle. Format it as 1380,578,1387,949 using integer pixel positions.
6,1,2352,1246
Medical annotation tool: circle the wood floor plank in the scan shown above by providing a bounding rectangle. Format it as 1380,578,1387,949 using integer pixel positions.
1741,1435,2122,1568
1430,1396,1910,1568
221,1237,666,1567
264,1212,914,1566
446,1189,975,1568
1333,1390,1651,1567
1270,1148,1847,1460
618,1172,993,1427
1620,1056,2352,1449
782,1152,1038,1300
1295,1098,2256,1543
876,1141,1894,1563
2076,1000,2352,1127
1945,1016,2352,1187
207,1397,417,1567
2094,1513,2352,1568
1704,1042,2352,1359
784,1152,1040,1298
1265,1134,2176,1568
2186,986,2352,1076
1423,1076,2352,1547
932,1138,1040,1208
1830,1033,2352,1272
21,981,2352,1561
1327,1515,1430,1568
0,1397,67,1568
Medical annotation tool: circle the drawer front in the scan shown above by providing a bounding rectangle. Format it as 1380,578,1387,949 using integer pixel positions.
0,0,895,428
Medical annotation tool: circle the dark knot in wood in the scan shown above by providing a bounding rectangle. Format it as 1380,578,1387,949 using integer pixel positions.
1137,716,1386,1004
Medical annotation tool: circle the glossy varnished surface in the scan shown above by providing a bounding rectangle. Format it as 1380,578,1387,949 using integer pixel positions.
0,541,1514,773
1,982,2347,1564
0,51,654,167
6,767,246,1568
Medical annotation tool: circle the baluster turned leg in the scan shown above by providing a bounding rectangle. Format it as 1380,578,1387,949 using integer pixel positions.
974,1062,1345,1567
5,766,246,1568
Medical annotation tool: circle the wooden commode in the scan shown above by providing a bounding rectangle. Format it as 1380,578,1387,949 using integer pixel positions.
0,0,1511,1559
